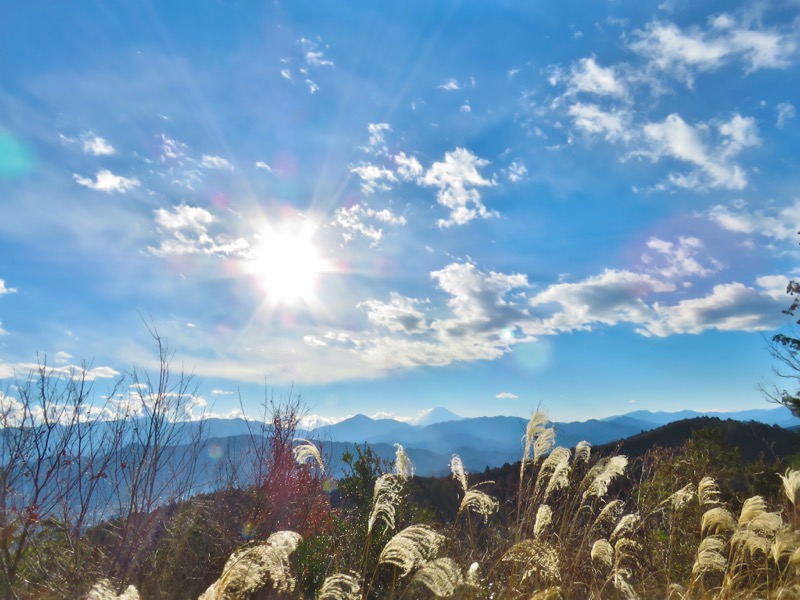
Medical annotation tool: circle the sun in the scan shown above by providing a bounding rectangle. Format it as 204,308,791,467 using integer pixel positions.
250,223,326,306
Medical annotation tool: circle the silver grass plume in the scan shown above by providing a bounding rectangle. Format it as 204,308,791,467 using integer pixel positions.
738,496,783,534
450,454,468,492
394,444,415,480
459,489,499,522
591,539,614,570
772,530,800,565
538,447,571,500
199,530,302,599
87,580,140,600
731,529,771,559
614,538,642,574
664,483,695,512
379,524,444,577
611,514,639,542
534,504,553,539
779,468,800,506
574,440,591,464
613,567,640,600
594,499,624,530
292,438,325,474
466,562,481,587
583,456,628,501
701,507,736,537
790,546,800,571
368,473,404,534
412,557,463,597
521,411,552,472
319,572,361,600
692,536,727,576
503,539,560,583
698,476,721,506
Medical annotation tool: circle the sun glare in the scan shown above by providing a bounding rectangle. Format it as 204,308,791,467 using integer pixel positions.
251,224,326,306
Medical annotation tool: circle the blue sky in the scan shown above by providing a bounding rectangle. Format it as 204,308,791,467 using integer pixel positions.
1,0,799,424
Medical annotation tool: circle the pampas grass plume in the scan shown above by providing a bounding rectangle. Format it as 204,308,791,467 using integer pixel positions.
379,524,444,576
292,438,325,474
779,468,800,506
412,557,462,597
701,507,736,537
459,489,499,522
87,580,140,600
534,504,553,539
450,454,468,492
368,473,403,534
591,539,614,570
394,443,415,480
319,572,361,600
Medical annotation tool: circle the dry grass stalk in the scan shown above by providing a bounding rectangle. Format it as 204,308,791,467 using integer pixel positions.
772,530,800,564
368,473,403,534
731,529,771,560
319,572,361,600
292,438,325,474
738,496,783,534
521,411,552,479
692,535,728,576
86,580,140,600
199,530,302,599
412,557,463,597
378,524,444,577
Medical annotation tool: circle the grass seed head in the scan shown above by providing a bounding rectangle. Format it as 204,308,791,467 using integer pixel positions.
292,438,325,474
591,539,614,570
459,489,499,522
575,440,591,464
583,456,628,501
319,572,361,600
534,504,553,539
698,477,721,506
412,557,463,597
701,507,736,537
503,539,561,584
368,473,404,534
450,454,468,492
379,524,445,577
692,536,728,576
779,468,800,506
87,580,140,600
394,443,415,480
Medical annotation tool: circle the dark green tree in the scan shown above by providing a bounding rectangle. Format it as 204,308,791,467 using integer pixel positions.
764,280,800,417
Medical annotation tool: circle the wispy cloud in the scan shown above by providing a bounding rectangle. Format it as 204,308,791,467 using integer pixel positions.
201,154,234,170
73,169,140,193
333,203,406,246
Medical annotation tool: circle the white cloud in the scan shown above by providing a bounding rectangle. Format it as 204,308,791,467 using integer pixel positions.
421,148,496,227
460,102,471,113
496,392,519,399
306,79,319,94
643,282,784,336
777,102,796,128
531,269,674,333
333,203,406,246
640,113,756,190
642,236,721,279
0,280,16,295
567,57,628,98
359,292,428,333
280,69,292,81
507,68,520,79
158,133,187,161
82,133,115,156
210,388,234,396
0,362,120,381
303,335,327,348
365,123,391,152
54,351,73,365
298,38,334,67
707,199,800,242
201,155,234,170
255,161,272,171
394,152,424,180
630,17,797,86
350,163,398,194
506,161,528,182
438,78,461,91
149,204,249,257
569,103,632,142
73,169,140,193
